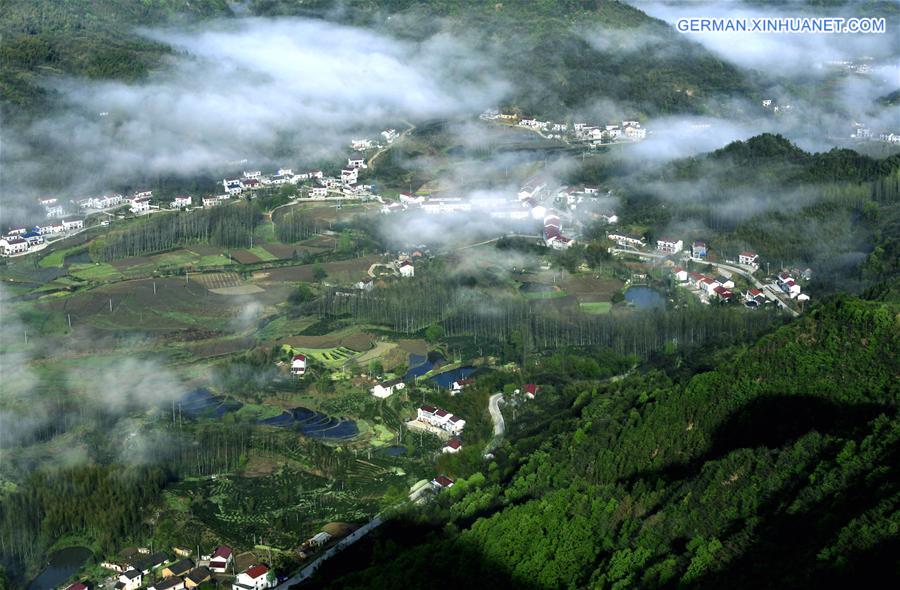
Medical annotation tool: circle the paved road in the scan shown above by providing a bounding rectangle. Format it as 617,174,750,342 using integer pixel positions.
484,393,505,456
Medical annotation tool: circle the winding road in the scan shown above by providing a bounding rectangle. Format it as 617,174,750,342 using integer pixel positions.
484,392,506,456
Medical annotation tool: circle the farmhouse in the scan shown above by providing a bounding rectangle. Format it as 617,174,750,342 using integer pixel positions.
715,275,735,289
341,168,358,184
398,260,415,277
162,558,194,578
442,438,463,454
223,179,243,195
184,567,212,588
656,238,683,254
308,532,333,547
130,198,151,214
712,286,733,301
243,170,261,179
523,383,538,399
371,378,405,399
673,267,688,282
62,218,84,231
417,405,465,434
115,570,142,590
133,189,152,199
347,158,367,169
291,354,307,376
691,241,707,258
149,578,184,590
0,237,29,256
233,564,275,590
242,178,261,190
208,546,233,573
171,195,193,209
739,251,760,267
310,187,328,197
431,475,455,489
607,232,646,248
130,551,168,574
451,378,474,395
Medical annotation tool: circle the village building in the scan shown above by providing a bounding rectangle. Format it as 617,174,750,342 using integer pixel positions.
130,198,151,214
417,405,466,434
398,260,415,277
233,564,275,590
61,218,84,231
607,232,646,248
291,354,307,377
208,546,233,574
371,378,405,399
308,532,332,547
243,170,261,179
184,567,212,588
347,158,367,169
65,583,88,590
656,238,683,254
355,278,374,291
523,384,538,399
115,569,142,590
715,275,735,289
223,179,243,195
242,178,261,191
442,437,463,454
451,378,474,395
673,267,688,282
739,251,760,268
133,189,153,199
162,558,194,578
691,241,708,258
431,475,455,489
341,168,359,184
149,578,184,590
130,551,168,574
0,237,29,256
310,187,328,198
712,286,733,301
171,195,193,209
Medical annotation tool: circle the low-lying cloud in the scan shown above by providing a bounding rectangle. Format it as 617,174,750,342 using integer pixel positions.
1,17,508,221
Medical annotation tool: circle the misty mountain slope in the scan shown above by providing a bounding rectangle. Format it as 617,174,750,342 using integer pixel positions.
588,134,900,292
307,295,900,589
0,0,232,110
254,0,752,116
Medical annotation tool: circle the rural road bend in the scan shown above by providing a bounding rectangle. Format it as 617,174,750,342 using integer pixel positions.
484,393,505,456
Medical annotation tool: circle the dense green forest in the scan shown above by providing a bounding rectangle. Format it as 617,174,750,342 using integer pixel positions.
308,294,899,589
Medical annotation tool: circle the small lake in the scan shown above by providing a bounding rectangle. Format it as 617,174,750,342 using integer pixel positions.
625,286,665,310
28,546,92,590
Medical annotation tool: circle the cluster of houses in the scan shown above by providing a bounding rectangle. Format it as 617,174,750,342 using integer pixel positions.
350,128,399,151
672,266,736,303
98,546,274,590
76,189,155,215
480,109,647,144
776,270,810,302
416,405,466,435
1,218,83,256
38,197,67,218
761,99,794,114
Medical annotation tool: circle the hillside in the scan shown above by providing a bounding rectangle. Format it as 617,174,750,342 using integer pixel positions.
308,295,900,589
0,0,232,111
0,0,751,118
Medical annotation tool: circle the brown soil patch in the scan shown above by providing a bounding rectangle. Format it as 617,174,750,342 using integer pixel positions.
230,250,262,264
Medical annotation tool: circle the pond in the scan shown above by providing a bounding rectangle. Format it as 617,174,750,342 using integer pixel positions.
28,546,92,590
381,445,408,457
624,286,665,310
430,366,476,389
176,389,242,419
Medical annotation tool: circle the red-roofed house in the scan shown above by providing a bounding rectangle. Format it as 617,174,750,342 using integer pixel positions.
66,583,88,590
523,384,538,400
451,378,474,395
442,438,463,454
431,475,455,489
712,286,733,300
291,354,306,376
398,260,415,277
673,267,688,282
208,546,233,573
233,564,275,590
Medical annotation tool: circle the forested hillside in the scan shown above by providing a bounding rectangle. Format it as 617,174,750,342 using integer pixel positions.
311,295,899,589
1,0,750,117
0,0,232,110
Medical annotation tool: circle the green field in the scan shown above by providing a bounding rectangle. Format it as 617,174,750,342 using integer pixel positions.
579,301,612,314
